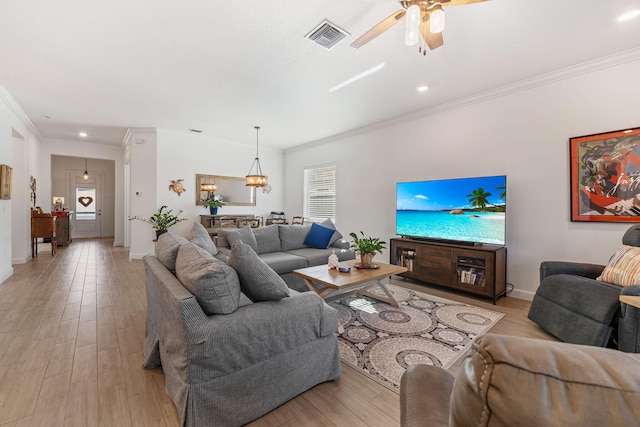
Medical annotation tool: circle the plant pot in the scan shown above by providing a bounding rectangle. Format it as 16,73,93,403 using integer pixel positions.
156,229,168,239
210,207,218,215
360,253,375,269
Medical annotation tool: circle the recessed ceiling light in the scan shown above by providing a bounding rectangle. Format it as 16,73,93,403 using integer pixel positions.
329,63,386,93
78,132,87,137
417,85,429,92
618,9,640,21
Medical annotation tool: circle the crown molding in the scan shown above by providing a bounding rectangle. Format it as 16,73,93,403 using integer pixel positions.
0,85,43,140
287,47,640,154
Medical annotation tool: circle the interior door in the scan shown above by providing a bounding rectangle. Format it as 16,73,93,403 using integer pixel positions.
70,171,102,238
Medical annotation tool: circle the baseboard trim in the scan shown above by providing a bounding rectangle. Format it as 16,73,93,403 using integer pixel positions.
509,288,535,301
0,267,15,285
129,252,151,260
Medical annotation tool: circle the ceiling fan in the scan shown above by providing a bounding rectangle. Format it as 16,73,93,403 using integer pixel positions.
350,0,489,54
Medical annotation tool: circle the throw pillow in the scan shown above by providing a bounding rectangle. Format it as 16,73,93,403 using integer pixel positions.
155,233,190,272
303,222,335,249
175,242,242,315
320,218,343,246
252,224,281,254
597,244,640,287
227,240,290,302
220,225,259,253
279,224,312,251
190,221,218,256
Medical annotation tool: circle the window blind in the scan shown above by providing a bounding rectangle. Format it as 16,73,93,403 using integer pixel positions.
304,163,336,221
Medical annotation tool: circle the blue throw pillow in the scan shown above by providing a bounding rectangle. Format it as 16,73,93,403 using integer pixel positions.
303,222,335,249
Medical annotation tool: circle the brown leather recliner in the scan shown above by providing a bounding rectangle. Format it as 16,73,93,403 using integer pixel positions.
400,334,640,427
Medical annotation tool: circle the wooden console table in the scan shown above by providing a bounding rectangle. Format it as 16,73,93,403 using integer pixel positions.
31,213,56,257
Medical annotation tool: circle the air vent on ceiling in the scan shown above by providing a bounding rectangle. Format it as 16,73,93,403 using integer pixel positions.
305,20,349,50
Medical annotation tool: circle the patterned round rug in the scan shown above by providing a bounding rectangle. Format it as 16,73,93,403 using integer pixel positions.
329,284,504,392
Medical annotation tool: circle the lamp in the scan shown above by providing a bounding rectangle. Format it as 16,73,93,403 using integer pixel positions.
83,158,90,181
429,2,445,34
404,4,421,46
245,126,268,188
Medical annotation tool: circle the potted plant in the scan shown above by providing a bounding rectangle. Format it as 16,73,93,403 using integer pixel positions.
349,231,387,269
130,205,187,238
202,194,224,214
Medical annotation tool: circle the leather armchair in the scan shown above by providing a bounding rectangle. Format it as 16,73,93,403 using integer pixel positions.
400,334,640,427
528,224,640,352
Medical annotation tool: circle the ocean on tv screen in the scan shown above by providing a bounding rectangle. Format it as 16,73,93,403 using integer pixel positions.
396,210,505,245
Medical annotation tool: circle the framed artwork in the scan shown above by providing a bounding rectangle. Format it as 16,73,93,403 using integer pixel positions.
570,127,640,222
0,164,12,200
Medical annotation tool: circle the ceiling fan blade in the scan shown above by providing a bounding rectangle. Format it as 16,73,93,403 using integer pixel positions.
350,10,406,48
420,10,444,50
441,0,489,6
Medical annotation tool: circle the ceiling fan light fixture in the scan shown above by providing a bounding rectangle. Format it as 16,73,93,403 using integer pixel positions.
429,3,445,34
405,5,421,46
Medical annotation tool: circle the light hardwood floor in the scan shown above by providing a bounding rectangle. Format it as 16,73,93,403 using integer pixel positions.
0,239,554,426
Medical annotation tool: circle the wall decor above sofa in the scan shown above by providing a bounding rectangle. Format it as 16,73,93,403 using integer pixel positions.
570,126,640,222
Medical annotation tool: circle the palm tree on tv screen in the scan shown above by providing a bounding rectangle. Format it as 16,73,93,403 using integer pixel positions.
466,187,492,211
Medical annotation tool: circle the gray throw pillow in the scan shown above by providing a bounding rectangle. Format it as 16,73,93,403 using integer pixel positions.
278,224,312,251
252,224,281,254
227,240,290,302
190,221,218,256
321,218,343,246
220,226,259,253
155,233,190,272
175,243,242,315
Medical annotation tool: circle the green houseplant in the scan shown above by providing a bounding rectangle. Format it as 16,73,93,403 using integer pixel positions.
349,231,387,269
130,205,187,238
202,194,224,214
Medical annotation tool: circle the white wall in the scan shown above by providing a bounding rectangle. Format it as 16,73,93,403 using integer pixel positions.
0,87,41,274
284,58,640,300
127,128,285,258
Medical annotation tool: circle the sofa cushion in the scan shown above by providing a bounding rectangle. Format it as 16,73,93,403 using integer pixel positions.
320,218,343,246
190,221,218,256
252,224,281,254
227,240,290,302
258,252,308,274
279,224,311,251
175,243,242,315
303,222,335,249
597,244,640,287
220,226,259,253
155,233,190,272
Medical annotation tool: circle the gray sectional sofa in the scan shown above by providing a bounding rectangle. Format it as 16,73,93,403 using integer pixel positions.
142,224,343,427
216,222,356,291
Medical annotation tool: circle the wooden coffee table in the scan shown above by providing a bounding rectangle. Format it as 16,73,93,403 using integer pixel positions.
293,259,407,308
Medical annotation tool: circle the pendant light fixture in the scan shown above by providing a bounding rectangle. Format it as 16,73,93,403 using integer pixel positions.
245,126,268,188
83,158,90,181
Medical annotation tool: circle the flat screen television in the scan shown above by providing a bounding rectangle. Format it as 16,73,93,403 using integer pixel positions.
396,175,506,246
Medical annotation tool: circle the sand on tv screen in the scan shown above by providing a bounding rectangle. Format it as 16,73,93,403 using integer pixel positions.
396,175,506,245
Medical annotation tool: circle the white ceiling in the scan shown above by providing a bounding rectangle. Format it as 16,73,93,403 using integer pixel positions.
1,0,639,149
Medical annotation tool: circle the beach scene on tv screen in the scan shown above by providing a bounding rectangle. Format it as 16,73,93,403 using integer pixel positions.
396,176,506,245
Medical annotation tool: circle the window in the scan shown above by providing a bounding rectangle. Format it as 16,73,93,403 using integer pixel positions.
304,163,336,222
75,187,96,220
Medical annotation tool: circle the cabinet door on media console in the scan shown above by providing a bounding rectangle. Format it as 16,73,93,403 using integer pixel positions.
418,245,452,286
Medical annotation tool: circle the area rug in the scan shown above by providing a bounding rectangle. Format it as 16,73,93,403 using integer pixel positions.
328,284,504,392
